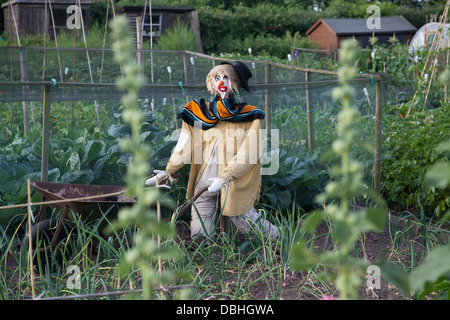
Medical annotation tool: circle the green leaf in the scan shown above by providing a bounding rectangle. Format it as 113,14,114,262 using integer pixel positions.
66,152,81,171
303,210,325,232
410,244,450,291
364,208,387,232
108,124,131,138
0,167,10,185
291,240,320,270
436,139,450,153
31,138,42,158
268,156,307,187
425,162,450,189
150,141,177,169
47,168,60,182
82,140,103,165
333,219,359,249
12,164,27,177
60,170,94,185
275,189,291,209
416,277,450,300
377,259,411,295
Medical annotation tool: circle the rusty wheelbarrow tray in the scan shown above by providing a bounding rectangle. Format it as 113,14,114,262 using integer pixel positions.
31,181,135,221
26,181,136,256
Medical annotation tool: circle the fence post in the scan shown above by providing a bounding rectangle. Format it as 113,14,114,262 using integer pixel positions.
374,78,383,194
305,71,314,153
264,62,271,132
183,52,189,84
41,84,51,183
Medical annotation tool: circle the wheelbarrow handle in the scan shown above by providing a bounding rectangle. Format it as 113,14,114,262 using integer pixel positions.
176,185,211,220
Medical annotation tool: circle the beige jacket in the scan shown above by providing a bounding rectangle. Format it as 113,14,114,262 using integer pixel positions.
165,118,263,217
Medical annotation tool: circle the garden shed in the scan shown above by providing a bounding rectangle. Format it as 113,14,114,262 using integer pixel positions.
306,16,417,51
117,5,203,52
2,0,92,41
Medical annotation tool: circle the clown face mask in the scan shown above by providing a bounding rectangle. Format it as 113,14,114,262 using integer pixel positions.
213,73,232,99
206,64,243,99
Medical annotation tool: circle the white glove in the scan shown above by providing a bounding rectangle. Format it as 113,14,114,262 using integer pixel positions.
145,170,168,186
207,177,226,193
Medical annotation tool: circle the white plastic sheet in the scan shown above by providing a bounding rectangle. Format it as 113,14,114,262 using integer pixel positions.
409,22,450,53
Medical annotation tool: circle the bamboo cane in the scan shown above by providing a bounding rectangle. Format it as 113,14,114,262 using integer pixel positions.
109,0,123,78
446,39,449,103
408,0,449,115
47,0,68,127
150,0,154,83
8,0,31,134
42,0,48,80
99,0,110,84
155,176,164,298
76,0,100,129
27,179,36,299
0,190,128,211
420,12,448,112
71,0,77,124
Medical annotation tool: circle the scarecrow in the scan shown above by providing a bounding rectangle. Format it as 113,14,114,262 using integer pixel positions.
146,61,279,245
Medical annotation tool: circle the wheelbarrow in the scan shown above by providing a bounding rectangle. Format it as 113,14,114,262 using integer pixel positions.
26,176,227,260
25,181,136,257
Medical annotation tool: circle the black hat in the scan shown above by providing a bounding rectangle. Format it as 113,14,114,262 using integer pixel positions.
221,61,252,92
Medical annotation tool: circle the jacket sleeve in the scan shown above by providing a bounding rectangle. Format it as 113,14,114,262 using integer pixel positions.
165,121,193,175
221,119,262,182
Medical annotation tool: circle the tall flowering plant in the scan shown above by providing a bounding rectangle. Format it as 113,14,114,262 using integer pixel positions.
291,39,386,300
109,16,177,300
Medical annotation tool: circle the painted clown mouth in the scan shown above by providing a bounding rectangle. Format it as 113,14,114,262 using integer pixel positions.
218,86,228,92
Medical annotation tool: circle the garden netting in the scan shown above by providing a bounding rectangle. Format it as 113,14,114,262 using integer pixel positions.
0,47,384,212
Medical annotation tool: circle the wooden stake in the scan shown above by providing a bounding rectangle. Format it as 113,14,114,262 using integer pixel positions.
374,79,383,195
